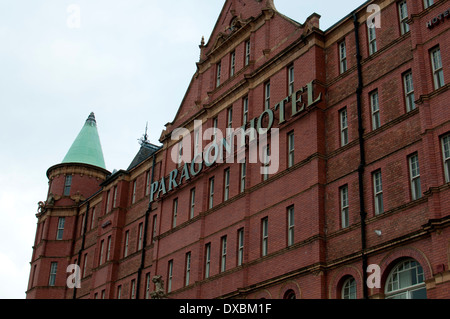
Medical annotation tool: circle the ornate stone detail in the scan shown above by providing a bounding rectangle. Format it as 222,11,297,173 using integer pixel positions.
149,275,167,299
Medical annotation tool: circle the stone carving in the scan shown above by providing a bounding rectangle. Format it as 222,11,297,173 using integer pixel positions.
150,275,167,299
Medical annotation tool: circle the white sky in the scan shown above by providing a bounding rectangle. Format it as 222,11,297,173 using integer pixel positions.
0,0,364,299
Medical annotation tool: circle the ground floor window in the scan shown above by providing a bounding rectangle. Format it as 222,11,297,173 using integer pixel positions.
385,259,427,299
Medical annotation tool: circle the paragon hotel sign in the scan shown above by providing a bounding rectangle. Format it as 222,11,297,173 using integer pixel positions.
150,80,322,203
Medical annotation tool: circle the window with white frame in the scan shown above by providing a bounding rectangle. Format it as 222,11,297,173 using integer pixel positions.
172,198,178,229
263,143,270,181
261,217,268,257
264,81,271,110
48,262,58,286
64,175,72,196
340,185,349,229
145,273,151,299
245,40,251,66
430,46,445,90
403,71,415,112
370,90,381,130
243,96,249,125
124,230,129,257
204,243,211,279
287,206,295,247
340,107,349,146
409,154,422,200
339,40,347,74
107,236,111,261
185,252,191,287
342,277,357,299
220,236,227,273
441,134,450,183
99,240,104,265
398,1,410,35
190,188,196,219
230,51,236,77
224,168,230,201
424,0,434,9
240,162,246,193
288,131,295,168
138,223,143,250
288,65,295,95
167,260,173,293
209,177,215,209
385,259,427,299
216,62,221,87
57,217,65,240
237,228,244,266
368,25,377,55
132,180,137,203
373,170,384,215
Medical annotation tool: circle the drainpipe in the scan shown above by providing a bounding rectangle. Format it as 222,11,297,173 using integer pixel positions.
136,154,157,299
353,11,369,299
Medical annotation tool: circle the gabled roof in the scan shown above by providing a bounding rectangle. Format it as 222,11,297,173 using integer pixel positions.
127,142,161,171
62,112,106,170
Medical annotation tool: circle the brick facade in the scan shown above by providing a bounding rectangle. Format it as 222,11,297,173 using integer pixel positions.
27,0,450,299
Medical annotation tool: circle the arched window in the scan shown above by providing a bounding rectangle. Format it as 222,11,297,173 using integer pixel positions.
385,259,427,299
341,277,357,299
283,289,296,299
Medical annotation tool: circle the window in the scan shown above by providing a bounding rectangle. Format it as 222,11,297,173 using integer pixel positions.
220,236,227,273
385,259,427,299
145,273,151,299
205,243,211,279
263,143,270,181
107,236,111,261
212,117,218,142
288,65,295,95
287,206,295,247
57,217,65,240
152,215,157,243
117,285,122,299
245,40,251,66
185,252,191,286
138,223,143,250
106,190,111,212
190,188,196,219
224,168,230,201
288,131,295,168
227,107,233,130
442,134,450,183
82,253,88,278
370,90,381,130
172,198,178,228
340,108,349,146
130,279,136,299
99,240,104,265
284,290,297,299
230,51,236,77
373,170,384,215
216,62,221,87
424,0,434,9
342,277,357,299
167,260,173,293
261,217,268,257
194,129,200,156
409,154,422,200
146,172,150,196
264,81,271,110
132,180,137,204
240,162,246,193
113,186,118,208
339,40,347,74
403,71,415,112
398,1,410,35
209,177,215,209
49,262,57,286
340,185,349,229
177,140,183,168
431,46,445,90
91,206,96,230
243,96,249,124
64,175,72,196
124,230,129,258
237,228,244,266
368,24,377,55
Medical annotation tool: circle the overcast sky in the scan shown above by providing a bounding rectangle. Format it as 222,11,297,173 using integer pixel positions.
0,0,364,299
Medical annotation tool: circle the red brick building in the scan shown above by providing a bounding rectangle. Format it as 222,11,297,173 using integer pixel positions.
27,0,450,299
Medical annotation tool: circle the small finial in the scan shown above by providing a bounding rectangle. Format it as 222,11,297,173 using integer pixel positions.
200,36,205,47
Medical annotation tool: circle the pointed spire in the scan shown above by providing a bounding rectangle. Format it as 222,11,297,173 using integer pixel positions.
62,112,106,169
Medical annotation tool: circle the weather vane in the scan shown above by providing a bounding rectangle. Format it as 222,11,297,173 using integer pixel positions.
138,122,149,146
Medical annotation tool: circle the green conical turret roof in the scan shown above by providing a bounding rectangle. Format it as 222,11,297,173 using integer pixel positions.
62,112,106,169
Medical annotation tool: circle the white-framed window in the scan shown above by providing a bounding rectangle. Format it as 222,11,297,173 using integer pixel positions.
131,279,136,299
398,1,410,35
264,81,271,110
261,217,269,257
145,172,150,196
152,215,157,243
409,153,422,200
138,223,143,250
237,228,244,266
48,262,58,286
368,25,377,55
209,177,215,209
190,188,196,219
243,96,249,125
91,206,96,230
57,217,65,240
403,71,415,112
117,285,122,299
430,46,445,90
132,180,137,203
216,62,221,87
385,259,427,299
342,277,357,299
212,117,218,142
340,107,349,146
64,175,72,196
370,90,381,130
442,134,450,183
245,40,251,66
124,230,129,258
167,260,173,293
82,253,88,278
145,273,151,299
204,243,211,279
113,186,118,208
107,236,111,261
424,0,434,9
230,51,236,77
185,252,191,287
288,65,295,95
172,198,178,229
373,170,384,215
99,240,104,265
224,168,230,201
263,143,270,181
227,107,233,130
339,40,347,74
340,185,349,229
288,131,295,168
240,162,246,193
287,206,295,247
220,236,227,273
